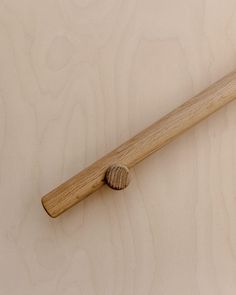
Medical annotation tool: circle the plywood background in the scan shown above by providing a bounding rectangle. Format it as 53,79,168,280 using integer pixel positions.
1,0,236,294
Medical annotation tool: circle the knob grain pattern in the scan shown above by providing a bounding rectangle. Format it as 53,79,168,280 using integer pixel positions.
105,165,130,190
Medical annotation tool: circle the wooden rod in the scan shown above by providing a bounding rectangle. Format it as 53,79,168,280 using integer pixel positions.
42,71,236,217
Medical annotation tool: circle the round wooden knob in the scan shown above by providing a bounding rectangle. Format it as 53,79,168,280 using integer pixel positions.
105,164,130,190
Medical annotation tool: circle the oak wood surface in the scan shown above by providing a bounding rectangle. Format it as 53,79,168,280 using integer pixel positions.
42,70,236,217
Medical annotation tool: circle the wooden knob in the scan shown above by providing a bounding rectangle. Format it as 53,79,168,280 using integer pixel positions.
105,165,131,190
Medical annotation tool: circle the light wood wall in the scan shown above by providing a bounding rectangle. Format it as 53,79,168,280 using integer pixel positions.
1,0,236,294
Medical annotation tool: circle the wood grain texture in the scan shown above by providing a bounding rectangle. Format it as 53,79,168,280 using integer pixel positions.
105,164,130,190
42,70,236,217
2,0,236,294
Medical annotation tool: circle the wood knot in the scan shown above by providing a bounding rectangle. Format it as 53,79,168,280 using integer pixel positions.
105,164,130,190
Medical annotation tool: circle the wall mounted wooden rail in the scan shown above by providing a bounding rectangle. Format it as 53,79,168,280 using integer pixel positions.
42,71,236,218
